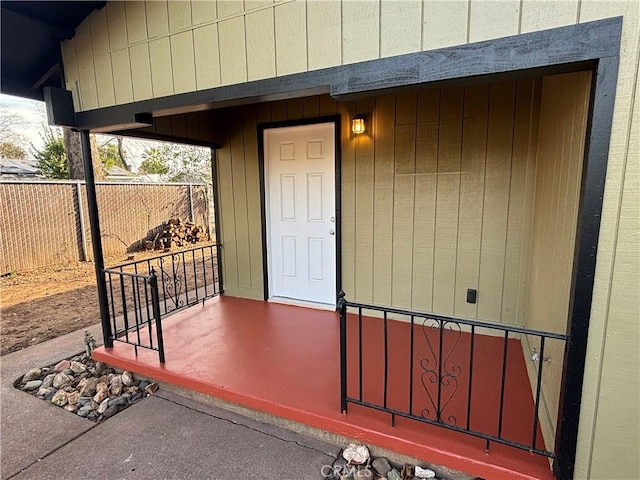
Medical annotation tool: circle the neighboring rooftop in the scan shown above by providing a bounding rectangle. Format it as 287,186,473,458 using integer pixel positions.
0,157,39,178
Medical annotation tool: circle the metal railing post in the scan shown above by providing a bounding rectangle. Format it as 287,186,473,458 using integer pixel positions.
80,130,113,348
75,181,88,261
211,148,224,293
149,268,166,363
337,290,348,413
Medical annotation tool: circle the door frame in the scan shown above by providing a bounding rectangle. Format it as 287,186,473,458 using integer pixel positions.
257,115,342,306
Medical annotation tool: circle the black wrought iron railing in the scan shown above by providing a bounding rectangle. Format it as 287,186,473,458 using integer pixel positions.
337,292,568,458
103,268,165,362
103,243,222,362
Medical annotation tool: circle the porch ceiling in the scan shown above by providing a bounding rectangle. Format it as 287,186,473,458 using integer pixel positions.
0,1,104,101
94,296,554,480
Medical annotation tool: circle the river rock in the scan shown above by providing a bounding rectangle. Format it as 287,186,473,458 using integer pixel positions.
77,405,93,417
67,392,81,405
387,469,402,480
138,381,150,391
77,396,93,406
54,360,71,372
342,444,370,465
92,362,105,376
130,391,143,403
70,361,86,373
97,398,110,414
50,390,68,406
44,388,58,401
109,395,127,407
64,403,78,413
144,383,159,394
23,380,42,391
42,374,56,388
102,406,119,419
414,466,436,479
122,371,134,386
22,368,42,382
79,377,99,397
110,375,123,396
37,386,54,397
93,387,108,404
372,458,391,476
52,372,73,389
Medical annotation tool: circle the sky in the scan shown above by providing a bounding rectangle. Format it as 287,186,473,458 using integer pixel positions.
0,93,165,169
0,93,49,150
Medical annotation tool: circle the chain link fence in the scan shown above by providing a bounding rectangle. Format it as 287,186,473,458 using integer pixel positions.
0,180,213,274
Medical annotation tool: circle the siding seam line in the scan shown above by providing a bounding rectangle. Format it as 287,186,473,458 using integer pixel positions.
517,0,523,35
371,97,377,303
273,4,278,77
499,82,518,324
304,0,309,72
466,0,471,44
243,13,249,82
452,88,466,316
420,0,424,51
390,95,396,306
476,85,490,319
241,111,252,288
409,93,418,309
430,91,441,311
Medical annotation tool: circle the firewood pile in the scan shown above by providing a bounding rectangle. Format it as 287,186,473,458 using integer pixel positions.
145,218,209,251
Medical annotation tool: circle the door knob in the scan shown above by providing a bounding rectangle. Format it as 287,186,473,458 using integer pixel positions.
329,229,335,235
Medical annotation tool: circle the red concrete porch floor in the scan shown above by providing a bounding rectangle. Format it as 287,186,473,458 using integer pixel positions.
94,296,554,480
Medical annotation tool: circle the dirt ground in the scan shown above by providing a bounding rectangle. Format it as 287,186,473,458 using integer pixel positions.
0,248,216,356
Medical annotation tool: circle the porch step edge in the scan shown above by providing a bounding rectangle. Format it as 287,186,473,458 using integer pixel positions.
93,346,550,480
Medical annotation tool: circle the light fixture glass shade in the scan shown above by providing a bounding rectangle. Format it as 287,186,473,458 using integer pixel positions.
352,115,366,134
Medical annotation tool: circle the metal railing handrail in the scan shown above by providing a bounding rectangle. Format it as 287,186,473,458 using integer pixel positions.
103,267,165,363
111,242,219,270
342,299,568,340
102,268,152,279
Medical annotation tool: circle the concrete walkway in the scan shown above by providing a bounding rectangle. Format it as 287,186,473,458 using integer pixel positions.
1,325,339,479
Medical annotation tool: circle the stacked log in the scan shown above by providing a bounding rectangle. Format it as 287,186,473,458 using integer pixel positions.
144,218,209,251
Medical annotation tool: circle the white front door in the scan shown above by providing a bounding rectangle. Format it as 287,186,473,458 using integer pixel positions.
264,122,336,307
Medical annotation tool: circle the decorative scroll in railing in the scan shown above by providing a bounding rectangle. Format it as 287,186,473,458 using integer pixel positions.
337,292,568,458
103,268,165,363
103,243,222,363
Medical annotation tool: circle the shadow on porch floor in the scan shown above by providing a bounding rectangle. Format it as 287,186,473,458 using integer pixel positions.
93,295,554,480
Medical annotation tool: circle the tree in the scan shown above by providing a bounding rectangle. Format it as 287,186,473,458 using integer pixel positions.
139,147,170,175
97,136,131,171
99,142,125,169
33,128,67,179
0,103,27,146
33,127,123,180
0,141,27,159
63,128,105,180
138,144,211,182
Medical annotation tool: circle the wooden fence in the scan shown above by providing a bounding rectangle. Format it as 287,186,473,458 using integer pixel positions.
0,180,212,273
